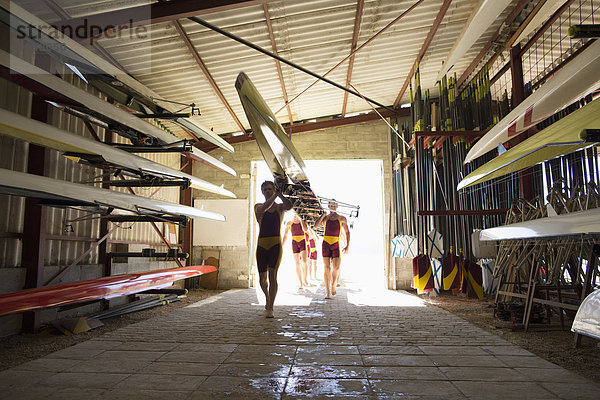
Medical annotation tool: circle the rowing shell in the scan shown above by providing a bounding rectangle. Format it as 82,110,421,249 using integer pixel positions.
1,1,234,154
464,39,600,163
0,108,236,198
457,99,600,189
0,49,235,177
0,168,226,222
0,266,216,317
437,0,512,80
478,207,600,241
234,72,324,226
235,72,307,181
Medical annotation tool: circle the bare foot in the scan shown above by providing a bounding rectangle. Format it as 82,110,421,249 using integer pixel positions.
337,283,341,287
332,287,337,295
266,309,274,318
324,295,331,299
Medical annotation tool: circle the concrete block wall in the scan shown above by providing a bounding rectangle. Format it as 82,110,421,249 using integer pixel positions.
395,257,414,290
193,119,395,289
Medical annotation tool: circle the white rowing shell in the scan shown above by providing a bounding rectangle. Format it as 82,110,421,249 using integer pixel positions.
479,208,600,241
465,39,600,163
0,50,236,177
0,108,236,198
0,168,226,222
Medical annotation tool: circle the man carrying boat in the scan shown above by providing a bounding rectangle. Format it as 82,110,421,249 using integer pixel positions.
254,179,293,318
314,200,351,299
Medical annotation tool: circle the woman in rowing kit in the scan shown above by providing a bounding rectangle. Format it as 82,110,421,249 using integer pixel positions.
282,212,309,289
254,180,293,318
305,228,319,281
314,200,350,299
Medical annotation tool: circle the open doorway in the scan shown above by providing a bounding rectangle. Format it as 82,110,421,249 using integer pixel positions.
250,159,385,291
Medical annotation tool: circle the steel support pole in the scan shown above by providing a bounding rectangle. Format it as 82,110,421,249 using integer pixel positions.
181,158,193,266
99,129,113,278
22,53,51,332
510,44,534,200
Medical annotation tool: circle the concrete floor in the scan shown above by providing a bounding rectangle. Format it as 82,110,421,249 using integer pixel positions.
0,281,598,399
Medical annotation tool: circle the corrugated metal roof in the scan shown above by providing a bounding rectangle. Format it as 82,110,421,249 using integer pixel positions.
13,0,571,140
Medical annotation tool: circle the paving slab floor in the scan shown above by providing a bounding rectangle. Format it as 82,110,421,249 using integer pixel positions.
0,282,598,399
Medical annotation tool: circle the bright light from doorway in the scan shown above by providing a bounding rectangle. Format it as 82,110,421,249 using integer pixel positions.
253,159,386,293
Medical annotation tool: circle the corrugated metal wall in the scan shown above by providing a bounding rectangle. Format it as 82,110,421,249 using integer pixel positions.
0,40,180,271
0,40,32,269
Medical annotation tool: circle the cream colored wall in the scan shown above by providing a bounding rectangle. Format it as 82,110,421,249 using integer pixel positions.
193,119,395,289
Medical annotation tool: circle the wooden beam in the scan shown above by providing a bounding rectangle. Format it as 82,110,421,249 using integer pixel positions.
181,157,193,266
490,62,510,85
98,128,113,278
342,0,365,117
22,53,51,333
274,0,424,115
173,21,246,133
393,0,453,108
263,4,293,126
198,107,409,152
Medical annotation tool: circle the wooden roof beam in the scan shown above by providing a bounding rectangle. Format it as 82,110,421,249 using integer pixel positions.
341,0,365,117
275,0,424,115
198,107,409,152
393,0,453,108
173,21,246,134
263,4,293,126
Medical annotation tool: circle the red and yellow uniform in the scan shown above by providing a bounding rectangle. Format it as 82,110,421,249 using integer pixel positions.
306,232,318,260
290,221,306,254
322,216,342,258
256,209,283,273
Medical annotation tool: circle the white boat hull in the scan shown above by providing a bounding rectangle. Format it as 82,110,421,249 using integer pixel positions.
0,168,226,222
465,39,600,163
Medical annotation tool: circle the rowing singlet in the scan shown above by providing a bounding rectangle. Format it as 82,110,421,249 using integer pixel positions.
291,222,305,242
323,216,342,244
256,210,283,272
306,232,317,260
291,221,306,253
322,215,342,258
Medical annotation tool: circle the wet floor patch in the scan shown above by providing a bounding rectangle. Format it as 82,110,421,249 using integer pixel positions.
284,377,370,397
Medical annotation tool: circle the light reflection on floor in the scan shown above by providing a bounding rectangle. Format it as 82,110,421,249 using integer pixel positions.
345,286,425,307
251,265,425,308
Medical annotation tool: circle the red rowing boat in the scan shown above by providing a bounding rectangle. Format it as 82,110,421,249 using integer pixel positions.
0,265,216,317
